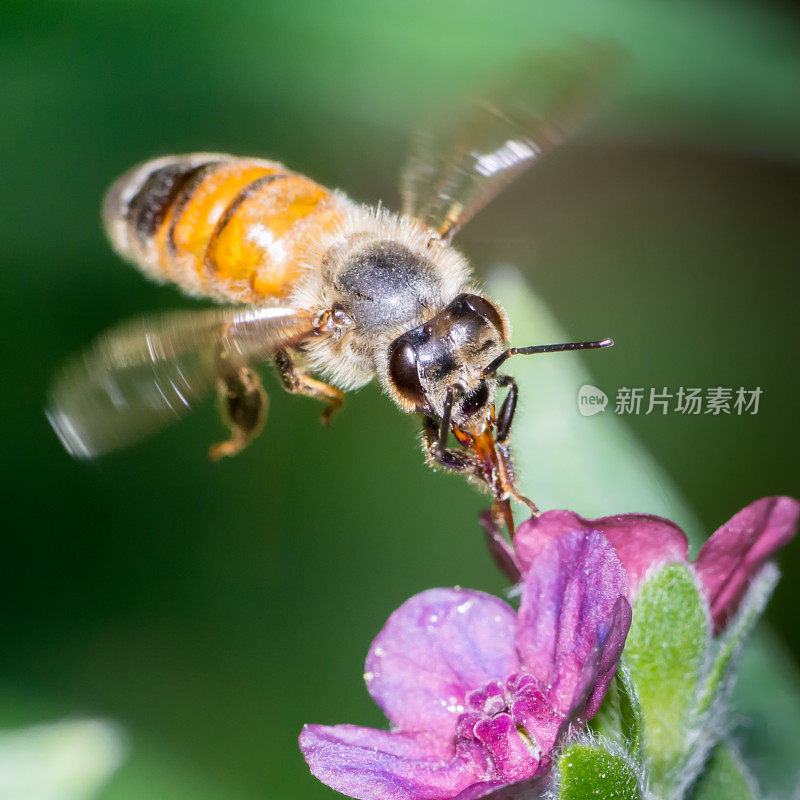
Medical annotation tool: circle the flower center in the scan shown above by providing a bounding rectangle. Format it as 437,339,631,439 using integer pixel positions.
455,674,563,783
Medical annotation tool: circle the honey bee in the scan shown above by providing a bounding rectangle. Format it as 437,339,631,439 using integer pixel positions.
48,47,615,534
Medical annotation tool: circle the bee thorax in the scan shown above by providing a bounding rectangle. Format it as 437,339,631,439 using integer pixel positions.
336,241,441,332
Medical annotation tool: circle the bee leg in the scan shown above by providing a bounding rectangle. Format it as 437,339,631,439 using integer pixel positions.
495,376,539,516
274,348,344,425
495,375,518,443
209,356,268,462
423,418,520,536
496,439,540,517
422,417,485,480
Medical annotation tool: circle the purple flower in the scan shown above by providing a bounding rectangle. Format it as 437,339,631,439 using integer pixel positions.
299,531,631,800
512,496,799,634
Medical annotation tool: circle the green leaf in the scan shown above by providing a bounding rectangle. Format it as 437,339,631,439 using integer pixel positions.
557,741,643,800
0,719,125,800
623,563,708,786
486,267,702,540
689,742,759,800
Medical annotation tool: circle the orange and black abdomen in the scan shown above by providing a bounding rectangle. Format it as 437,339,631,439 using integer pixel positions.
103,153,350,303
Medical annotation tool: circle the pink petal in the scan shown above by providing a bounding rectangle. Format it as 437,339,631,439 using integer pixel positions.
451,781,512,800
515,529,630,719
365,589,520,739
694,496,800,632
300,724,481,800
451,775,548,800
585,596,632,718
453,768,552,800
472,713,541,783
514,510,688,596
507,675,564,756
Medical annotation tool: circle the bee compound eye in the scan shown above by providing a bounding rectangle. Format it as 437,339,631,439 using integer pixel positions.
464,295,505,335
388,338,426,408
446,293,471,317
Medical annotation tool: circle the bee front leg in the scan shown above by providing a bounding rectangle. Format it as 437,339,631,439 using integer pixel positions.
495,375,518,443
494,375,539,516
422,417,485,481
422,418,520,537
209,354,268,462
274,349,344,425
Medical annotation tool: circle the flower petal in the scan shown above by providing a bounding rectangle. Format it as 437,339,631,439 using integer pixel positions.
514,510,688,596
451,781,511,800
451,774,549,800
472,713,542,783
365,589,519,738
515,529,630,718
584,595,632,718
299,724,481,800
694,496,800,632
508,676,564,756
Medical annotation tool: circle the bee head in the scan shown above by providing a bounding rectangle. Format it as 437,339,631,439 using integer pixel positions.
386,293,509,429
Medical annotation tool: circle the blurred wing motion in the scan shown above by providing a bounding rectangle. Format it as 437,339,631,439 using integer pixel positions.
47,305,314,458
401,43,622,242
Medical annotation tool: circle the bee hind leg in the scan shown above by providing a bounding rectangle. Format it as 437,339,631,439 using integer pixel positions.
274,349,344,425
209,356,268,462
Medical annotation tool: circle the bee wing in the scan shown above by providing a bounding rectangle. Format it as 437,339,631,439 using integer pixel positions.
47,305,315,458
401,43,621,242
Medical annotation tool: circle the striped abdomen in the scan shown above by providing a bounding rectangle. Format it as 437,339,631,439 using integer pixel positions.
102,153,351,303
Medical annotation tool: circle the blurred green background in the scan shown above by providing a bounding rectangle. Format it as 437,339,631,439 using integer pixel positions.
2,0,799,798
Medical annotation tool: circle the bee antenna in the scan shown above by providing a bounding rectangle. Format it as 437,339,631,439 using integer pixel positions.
483,338,614,376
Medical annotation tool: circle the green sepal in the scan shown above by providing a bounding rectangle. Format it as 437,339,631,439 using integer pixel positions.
616,662,645,766
624,563,709,785
588,675,621,743
556,740,643,800
588,662,646,767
